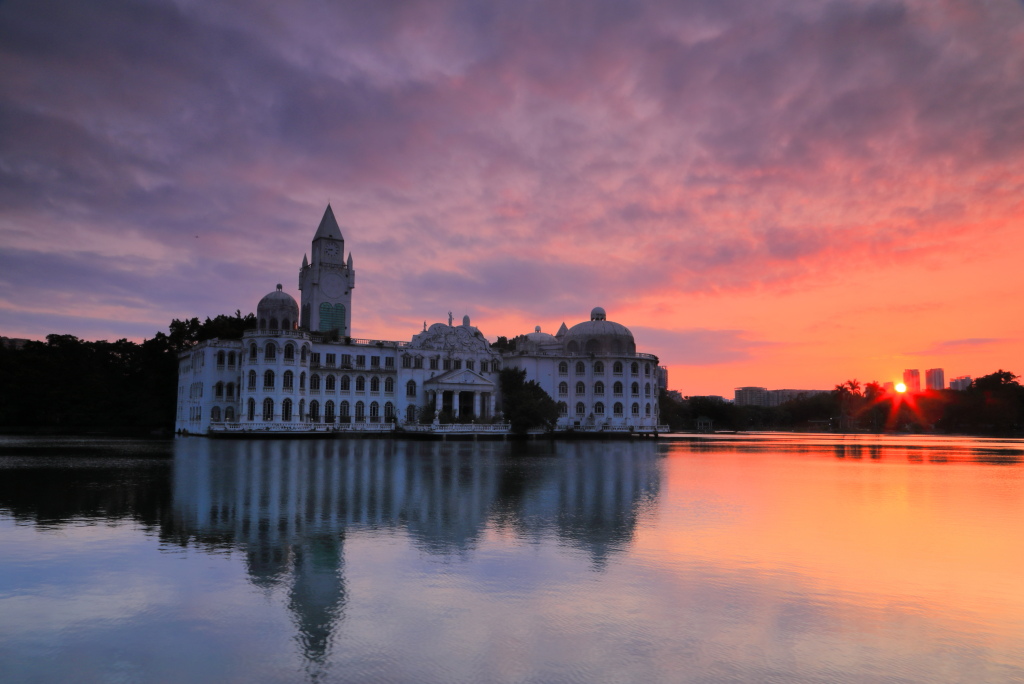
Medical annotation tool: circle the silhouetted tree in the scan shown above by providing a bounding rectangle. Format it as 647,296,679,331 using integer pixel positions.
498,367,558,434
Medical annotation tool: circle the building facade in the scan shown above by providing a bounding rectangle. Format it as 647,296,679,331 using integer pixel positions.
176,206,662,434
925,368,945,391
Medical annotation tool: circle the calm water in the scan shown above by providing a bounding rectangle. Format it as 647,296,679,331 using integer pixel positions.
1,434,1022,683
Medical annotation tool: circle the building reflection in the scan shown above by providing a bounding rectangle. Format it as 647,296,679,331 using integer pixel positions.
169,438,661,673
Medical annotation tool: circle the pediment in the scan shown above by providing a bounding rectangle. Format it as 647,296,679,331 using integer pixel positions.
424,368,495,388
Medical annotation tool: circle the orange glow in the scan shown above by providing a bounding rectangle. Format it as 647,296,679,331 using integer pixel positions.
895,383,907,393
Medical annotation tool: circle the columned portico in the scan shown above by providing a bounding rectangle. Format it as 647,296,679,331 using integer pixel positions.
424,369,496,421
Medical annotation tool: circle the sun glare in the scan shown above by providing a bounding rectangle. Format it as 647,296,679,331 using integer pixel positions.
895,382,907,393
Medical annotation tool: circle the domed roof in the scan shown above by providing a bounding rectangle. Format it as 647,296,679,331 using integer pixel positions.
563,307,635,355
257,284,299,331
524,325,558,344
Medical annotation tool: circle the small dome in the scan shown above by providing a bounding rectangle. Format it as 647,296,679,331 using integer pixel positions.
591,307,606,321
564,308,635,355
257,285,299,331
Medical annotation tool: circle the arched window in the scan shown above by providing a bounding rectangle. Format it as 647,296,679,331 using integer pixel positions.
575,402,586,415
310,374,320,391
355,376,365,392
613,381,623,395
325,375,336,392
632,402,640,416
225,406,235,422
247,398,256,421
595,402,605,415
492,360,500,372
284,344,295,360
226,382,235,399
613,361,623,374
406,380,416,397
355,401,365,421
575,361,585,374
370,377,380,392
324,401,335,423
211,406,221,422
558,362,568,375
384,402,395,419
645,382,651,397
301,346,308,362
259,318,266,330
645,363,651,376
319,302,346,333
270,317,278,330
614,402,623,416
559,382,568,396
385,377,394,393
282,399,292,421
282,318,290,331
594,361,604,373
283,371,294,390
340,375,350,391
264,344,276,361
585,339,601,354
558,401,568,416
631,362,639,375
228,351,236,366
215,382,224,398
631,382,639,396
340,400,350,420
299,373,305,390
576,382,585,394
248,370,257,389
298,399,304,421
250,344,258,361
594,382,605,395
262,398,274,421
567,341,579,353
309,400,320,422
370,401,380,420
406,405,417,422
217,351,225,367
645,403,651,415
264,370,275,389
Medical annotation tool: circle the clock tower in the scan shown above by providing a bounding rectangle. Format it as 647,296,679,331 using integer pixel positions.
299,204,355,335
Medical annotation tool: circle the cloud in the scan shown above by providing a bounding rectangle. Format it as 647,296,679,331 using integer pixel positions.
912,338,1004,356
631,326,778,366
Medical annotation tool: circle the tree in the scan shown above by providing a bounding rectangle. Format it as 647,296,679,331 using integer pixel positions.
498,368,559,434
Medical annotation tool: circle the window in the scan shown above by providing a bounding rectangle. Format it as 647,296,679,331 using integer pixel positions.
576,381,585,394
283,371,294,390
645,363,651,376
325,375,335,392
645,382,651,397
443,359,452,370
262,398,274,421
384,377,394,393
575,361,585,374
340,401,350,419
430,358,439,370
558,401,568,416
282,399,292,421
595,402,605,415
595,361,605,373
355,401,365,421
311,353,320,365
299,373,305,391
298,400,304,421
211,406,221,422
632,403,640,416
370,401,380,421
249,344,258,361
325,401,335,423
263,370,275,389
406,380,417,397
413,357,423,369
310,374,321,391
248,370,257,389
228,351,236,367
631,362,639,375
340,375,350,391
370,377,380,392
355,376,365,392
645,403,651,416
631,382,639,396
309,400,320,422
356,355,365,367
225,406,235,422
265,344,276,361
341,354,351,367
402,356,412,368
226,382,235,399
466,360,474,371
384,402,395,419
575,402,586,415
454,359,462,369
613,361,623,375
558,362,568,375
406,405,417,422
371,356,380,368
284,344,295,361
614,402,623,415
613,381,623,395
492,361,500,372
326,353,336,366
215,382,224,398
248,398,256,421
217,351,225,367
270,317,278,330
559,382,568,396
382,356,393,369
594,381,605,395
301,346,308,362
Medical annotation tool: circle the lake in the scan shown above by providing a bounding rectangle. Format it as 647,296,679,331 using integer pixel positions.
1,434,1022,683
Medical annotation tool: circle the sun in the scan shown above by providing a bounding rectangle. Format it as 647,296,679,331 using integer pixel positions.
895,382,907,393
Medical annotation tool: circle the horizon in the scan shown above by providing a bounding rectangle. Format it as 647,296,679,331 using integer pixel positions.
2,0,1022,397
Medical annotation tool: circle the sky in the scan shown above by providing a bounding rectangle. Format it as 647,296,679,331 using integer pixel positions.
1,0,1023,397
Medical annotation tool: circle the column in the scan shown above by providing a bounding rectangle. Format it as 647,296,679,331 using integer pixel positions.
472,391,481,419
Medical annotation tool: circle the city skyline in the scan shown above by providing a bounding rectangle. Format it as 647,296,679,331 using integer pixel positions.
2,1,1023,397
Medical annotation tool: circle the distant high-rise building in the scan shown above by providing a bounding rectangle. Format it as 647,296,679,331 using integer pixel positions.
903,369,921,392
925,368,945,391
734,387,769,407
949,376,972,391
883,381,895,392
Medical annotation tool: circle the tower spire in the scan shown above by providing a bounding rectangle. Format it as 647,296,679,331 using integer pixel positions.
313,204,343,241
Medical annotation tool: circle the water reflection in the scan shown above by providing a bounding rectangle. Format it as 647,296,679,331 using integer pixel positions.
167,438,662,672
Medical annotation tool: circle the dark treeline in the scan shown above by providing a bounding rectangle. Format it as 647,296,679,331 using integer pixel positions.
0,312,254,434
659,370,1024,435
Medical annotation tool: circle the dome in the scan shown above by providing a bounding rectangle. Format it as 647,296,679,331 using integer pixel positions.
257,284,299,331
563,307,635,355
524,325,558,345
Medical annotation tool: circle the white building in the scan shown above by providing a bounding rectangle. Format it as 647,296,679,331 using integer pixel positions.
176,206,662,435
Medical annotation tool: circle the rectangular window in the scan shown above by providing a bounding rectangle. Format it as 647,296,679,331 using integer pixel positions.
414,357,423,369
454,359,462,370
429,358,438,370
443,359,452,370
356,355,365,367
466,360,474,371
371,356,380,368
385,357,394,369
341,354,352,367
311,353,321,365
326,353,336,366
402,356,412,368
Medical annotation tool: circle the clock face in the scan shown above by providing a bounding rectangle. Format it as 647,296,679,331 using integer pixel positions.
324,244,339,258
322,273,344,298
